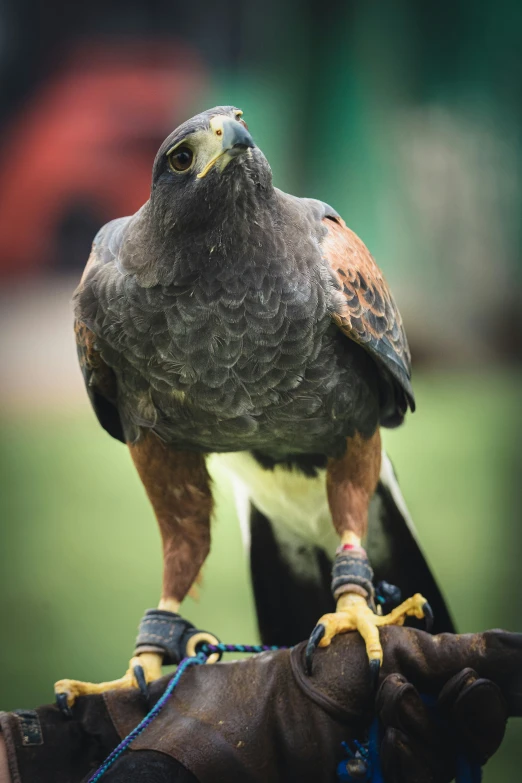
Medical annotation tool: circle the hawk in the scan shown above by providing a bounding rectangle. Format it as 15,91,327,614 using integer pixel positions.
57,106,453,705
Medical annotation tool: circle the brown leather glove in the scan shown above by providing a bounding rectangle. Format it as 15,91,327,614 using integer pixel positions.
376,667,508,782
0,627,520,783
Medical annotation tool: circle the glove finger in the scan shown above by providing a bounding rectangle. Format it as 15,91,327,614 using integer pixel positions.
377,674,456,782
438,668,507,765
377,674,440,747
380,727,453,783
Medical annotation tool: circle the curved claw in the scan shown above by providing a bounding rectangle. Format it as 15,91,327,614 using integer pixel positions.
133,664,149,702
369,658,381,691
423,601,434,633
305,624,325,676
55,691,73,719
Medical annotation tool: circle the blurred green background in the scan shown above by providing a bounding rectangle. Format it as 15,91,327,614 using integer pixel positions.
0,1,521,780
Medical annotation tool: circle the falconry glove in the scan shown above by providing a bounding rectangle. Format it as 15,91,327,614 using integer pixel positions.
1,627,520,783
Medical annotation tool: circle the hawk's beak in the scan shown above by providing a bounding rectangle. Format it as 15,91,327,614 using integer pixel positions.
220,118,255,155
197,116,255,179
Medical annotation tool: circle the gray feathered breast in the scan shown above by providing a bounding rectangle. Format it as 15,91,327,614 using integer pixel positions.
75,185,382,457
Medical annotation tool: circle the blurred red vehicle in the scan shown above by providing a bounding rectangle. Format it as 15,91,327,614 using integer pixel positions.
0,39,206,279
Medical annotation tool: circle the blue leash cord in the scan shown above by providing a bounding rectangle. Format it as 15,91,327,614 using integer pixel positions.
87,643,483,783
86,643,284,782
87,653,206,783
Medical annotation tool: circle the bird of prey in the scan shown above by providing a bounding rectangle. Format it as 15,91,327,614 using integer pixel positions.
57,106,453,706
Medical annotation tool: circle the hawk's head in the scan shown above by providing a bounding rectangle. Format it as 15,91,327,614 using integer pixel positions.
150,106,273,233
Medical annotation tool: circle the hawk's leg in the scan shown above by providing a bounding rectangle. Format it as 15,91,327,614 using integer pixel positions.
306,430,431,676
55,431,216,710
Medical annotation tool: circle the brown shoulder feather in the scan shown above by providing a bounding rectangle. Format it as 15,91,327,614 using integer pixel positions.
322,216,414,411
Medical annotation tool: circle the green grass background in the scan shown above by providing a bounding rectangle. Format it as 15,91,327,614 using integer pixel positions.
0,370,521,780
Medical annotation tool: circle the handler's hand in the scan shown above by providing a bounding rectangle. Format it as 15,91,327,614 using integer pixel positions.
377,668,506,782
370,626,521,783
0,627,520,783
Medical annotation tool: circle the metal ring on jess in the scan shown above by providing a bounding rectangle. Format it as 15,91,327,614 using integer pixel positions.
185,631,222,664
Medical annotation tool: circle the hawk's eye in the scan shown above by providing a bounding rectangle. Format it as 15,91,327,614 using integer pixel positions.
168,146,194,172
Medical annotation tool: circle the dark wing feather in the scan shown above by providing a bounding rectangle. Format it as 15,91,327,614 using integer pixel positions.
75,242,125,443
250,460,456,644
322,216,415,420
249,503,334,646
368,461,456,635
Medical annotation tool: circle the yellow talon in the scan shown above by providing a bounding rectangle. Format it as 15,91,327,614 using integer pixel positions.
54,651,164,709
316,592,430,666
